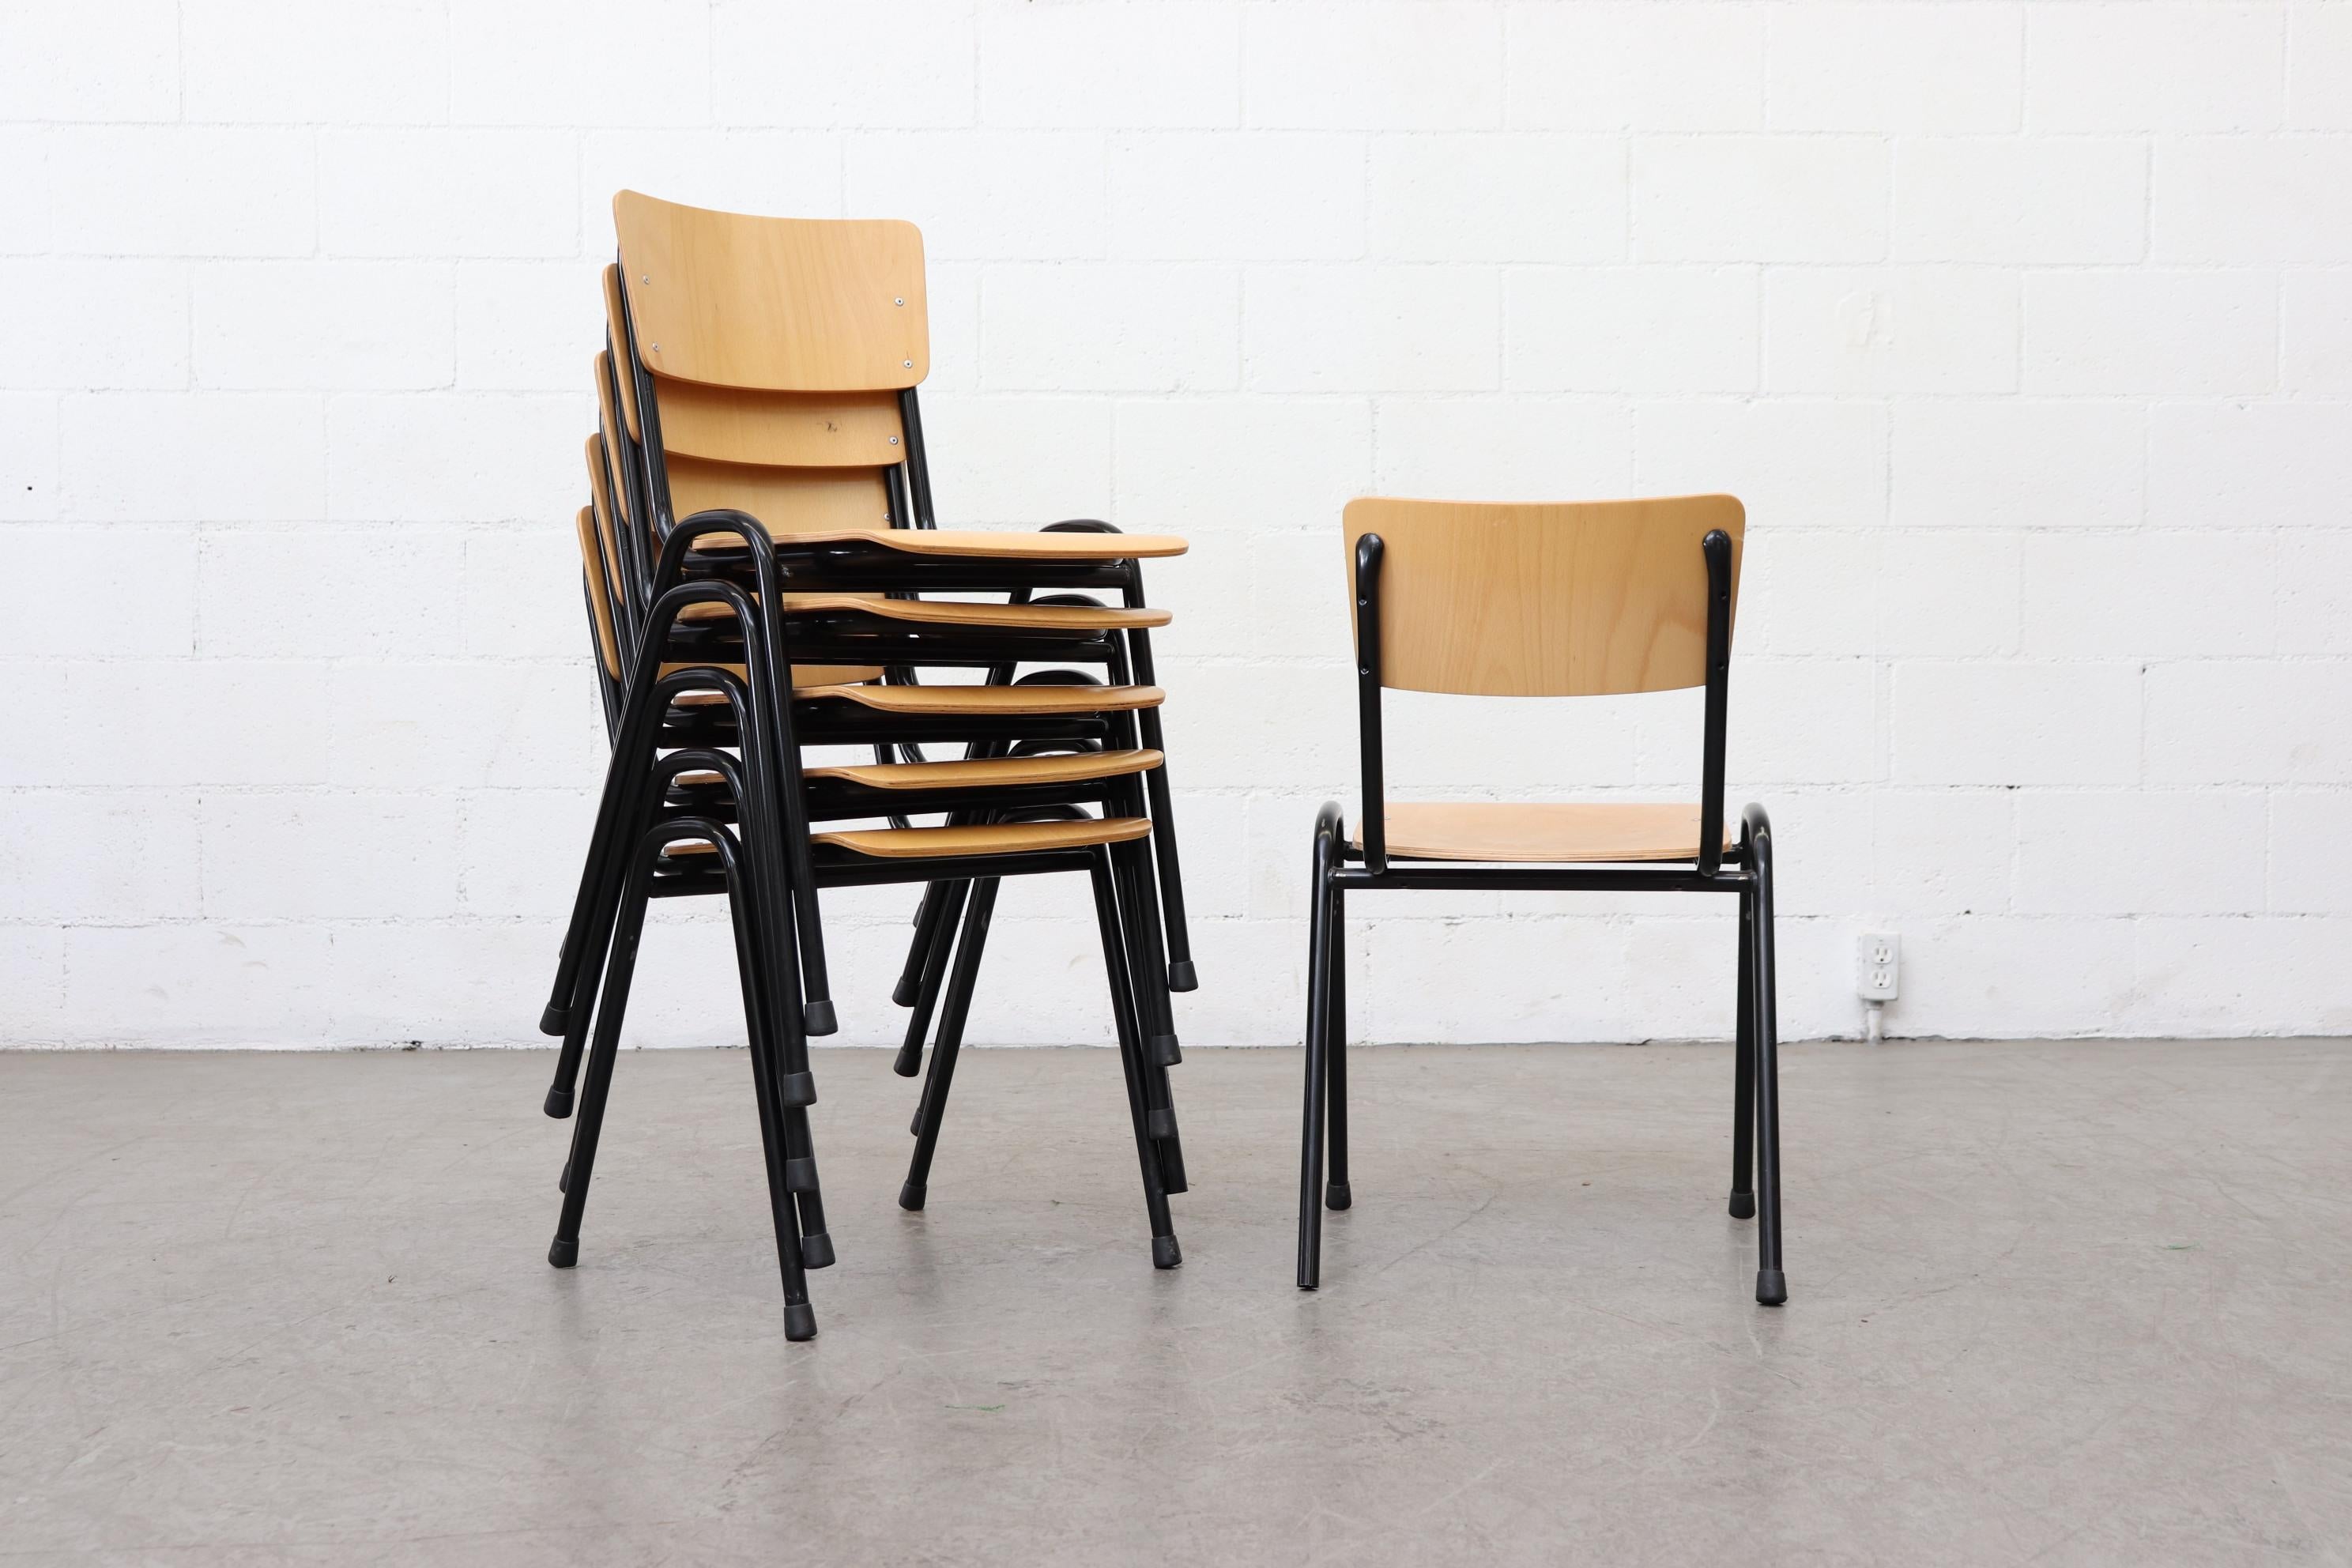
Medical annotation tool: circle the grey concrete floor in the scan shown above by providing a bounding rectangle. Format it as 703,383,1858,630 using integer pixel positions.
2,1040,2348,1566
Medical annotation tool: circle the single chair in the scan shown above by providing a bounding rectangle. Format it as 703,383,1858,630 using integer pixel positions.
1295,494,1788,1307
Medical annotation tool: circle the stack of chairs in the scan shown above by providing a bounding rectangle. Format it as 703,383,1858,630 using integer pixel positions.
544,191,1197,1340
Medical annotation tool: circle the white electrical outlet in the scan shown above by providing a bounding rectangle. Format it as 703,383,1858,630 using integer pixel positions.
1857,932,1900,1001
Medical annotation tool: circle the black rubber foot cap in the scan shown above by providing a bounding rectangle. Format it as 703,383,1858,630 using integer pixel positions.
784,1156,820,1194
557,1160,571,1194
1152,1234,1182,1269
803,999,839,1036
1325,1181,1351,1212
891,1046,923,1078
800,1232,835,1270
1728,1191,1755,1219
1756,1268,1788,1306
778,1070,816,1108
538,1003,569,1036
542,1085,573,1119
1167,960,1198,993
547,1237,578,1268
891,975,921,1008
899,1181,926,1212
784,1302,817,1341
1150,1032,1182,1067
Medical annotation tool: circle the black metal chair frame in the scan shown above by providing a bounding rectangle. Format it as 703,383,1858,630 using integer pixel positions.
1297,529,1788,1307
546,541,1189,1338
538,228,1208,1332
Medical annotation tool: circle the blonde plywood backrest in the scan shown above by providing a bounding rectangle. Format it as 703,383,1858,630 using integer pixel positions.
662,456,894,538
592,350,635,525
1344,494,1745,697
574,507,622,681
582,432,631,616
599,265,643,441
612,190,928,393
652,383,908,469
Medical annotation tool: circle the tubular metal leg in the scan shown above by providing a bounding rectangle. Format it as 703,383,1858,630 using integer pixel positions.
1730,887,1756,1220
547,854,653,1269
1099,865,1163,1198
1325,884,1351,1212
541,688,677,1102
892,881,952,1009
1113,838,1186,1193
786,1111,831,1272
1088,849,1178,1265
1116,813,1184,1069
894,880,971,1080
1123,623,1197,990
548,751,658,1116
1746,808,1786,1307
538,708,646,1044
548,827,815,1339
1112,786,1189,1186
899,878,999,1212
1296,804,1342,1289
725,835,824,1320
744,1006,818,1333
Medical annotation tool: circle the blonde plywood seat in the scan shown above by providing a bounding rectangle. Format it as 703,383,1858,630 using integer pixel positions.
1357,802,1738,865
675,594,1170,631
790,682,1162,715
756,529,1186,561
672,524,1186,567
663,818,1148,862
805,748,1162,791
812,816,1153,860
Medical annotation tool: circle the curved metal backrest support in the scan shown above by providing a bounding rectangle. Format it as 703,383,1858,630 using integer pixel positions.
1696,530,1734,876
898,387,936,528
1354,533,1389,874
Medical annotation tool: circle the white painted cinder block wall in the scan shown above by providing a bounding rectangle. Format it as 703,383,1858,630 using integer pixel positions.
4,0,2350,1049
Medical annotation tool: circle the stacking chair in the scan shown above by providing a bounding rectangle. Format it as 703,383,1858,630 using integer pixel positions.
540,194,1201,1336
1295,495,1789,1307
564,195,1196,1041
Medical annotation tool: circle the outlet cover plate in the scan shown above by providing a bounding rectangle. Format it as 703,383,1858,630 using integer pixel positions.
1857,932,1900,1001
